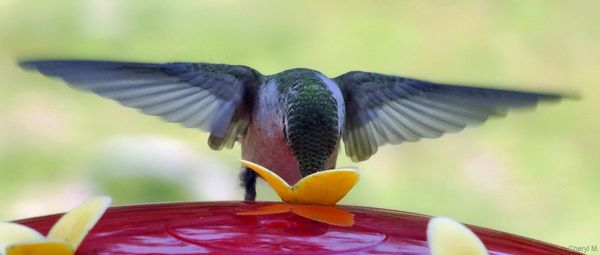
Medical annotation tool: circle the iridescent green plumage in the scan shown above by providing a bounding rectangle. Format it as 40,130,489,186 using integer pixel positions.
275,69,339,176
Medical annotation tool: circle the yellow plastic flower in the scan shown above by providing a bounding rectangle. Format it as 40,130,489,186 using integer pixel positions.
240,160,359,206
0,196,111,255
427,217,489,255
238,160,359,226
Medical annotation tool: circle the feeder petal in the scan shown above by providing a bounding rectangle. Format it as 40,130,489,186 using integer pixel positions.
0,223,45,252
47,196,111,250
240,160,293,200
6,242,72,255
237,204,292,215
292,169,359,205
427,217,488,255
291,204,355,226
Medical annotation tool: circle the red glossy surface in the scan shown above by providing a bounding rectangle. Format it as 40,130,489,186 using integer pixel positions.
16,202,580,255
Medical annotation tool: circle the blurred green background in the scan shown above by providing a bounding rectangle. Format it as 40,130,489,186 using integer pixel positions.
0,0,598,250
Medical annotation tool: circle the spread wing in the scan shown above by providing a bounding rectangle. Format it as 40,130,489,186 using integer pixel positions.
335,71,562,162
20,60,263,150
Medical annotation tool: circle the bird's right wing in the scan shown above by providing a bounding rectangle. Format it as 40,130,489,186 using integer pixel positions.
335,71,563,162
20,60,263,150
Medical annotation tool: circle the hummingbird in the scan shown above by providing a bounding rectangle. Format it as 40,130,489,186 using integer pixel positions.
19,60,562,201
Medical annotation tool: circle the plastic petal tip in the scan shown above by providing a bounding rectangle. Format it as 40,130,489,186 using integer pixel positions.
47,196,111,250
427,217,488,255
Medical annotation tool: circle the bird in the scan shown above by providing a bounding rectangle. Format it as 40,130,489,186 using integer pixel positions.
19,60,563,201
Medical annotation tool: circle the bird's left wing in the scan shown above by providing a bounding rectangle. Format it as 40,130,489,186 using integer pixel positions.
335,71,562,162
20,60,263,150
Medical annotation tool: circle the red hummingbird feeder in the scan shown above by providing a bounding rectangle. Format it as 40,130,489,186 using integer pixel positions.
13,201,579,255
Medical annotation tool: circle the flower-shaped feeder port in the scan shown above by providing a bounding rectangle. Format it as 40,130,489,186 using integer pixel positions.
0,196,111,255
238,160,359,226
240,160,359,206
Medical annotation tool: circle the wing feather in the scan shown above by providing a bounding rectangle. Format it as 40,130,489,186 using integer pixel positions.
20,60,262,150
335,71,562,161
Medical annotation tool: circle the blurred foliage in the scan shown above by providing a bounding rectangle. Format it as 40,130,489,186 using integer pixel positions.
0,0,598,249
